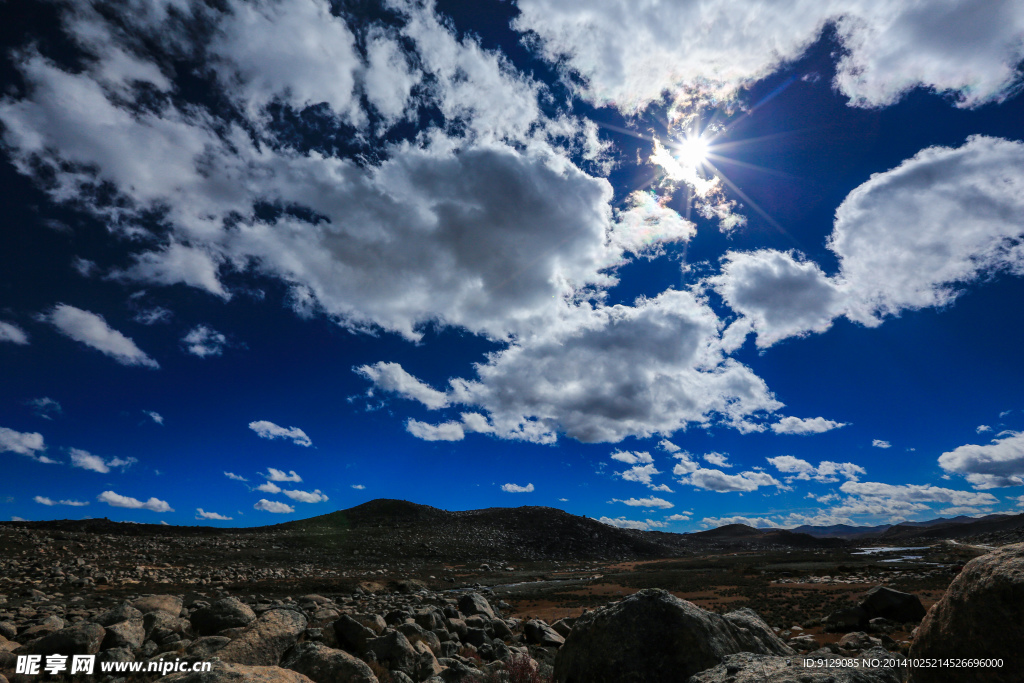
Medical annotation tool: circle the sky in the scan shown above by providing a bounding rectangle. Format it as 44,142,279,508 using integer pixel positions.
1,0,1024,532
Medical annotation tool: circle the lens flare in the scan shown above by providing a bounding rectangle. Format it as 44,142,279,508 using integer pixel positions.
675,135,709,169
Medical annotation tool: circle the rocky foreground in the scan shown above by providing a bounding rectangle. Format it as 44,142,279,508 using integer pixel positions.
1,542,1022,682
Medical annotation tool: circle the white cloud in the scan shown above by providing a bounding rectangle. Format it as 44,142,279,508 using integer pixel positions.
356,362,449,409
114,244,229,300
263,468,302,482
515,0,1024,113
34,496,88,506
144,410,164,425
610,496,673,509
282,488,329,503
0,321,29,345
617,463,662,486
598,516,665,530
840,481,999,507
977,425,992,433
672,451,700,476
351,484,365,490
69,448,136,474
98,490,173,512
501,482,535,493
703,452,731,468
611,451,654,465
256,481,282,494
196,508,233,520
938,432,1024,489
712,137,1024,348
665,513,691,521
682,468,781,493
872,440,892,449
249,421,312,447
767,455,866,483
406,419,465,442
937,506,989,517
133,306,173,325
11,516,26,522
658,439,681,453
771,416,848,435
46,304,158,367
224,472,248,481
182,325,228,358
701,516,781,529
0,427,46,458
27,397,62,420
254,499,294,513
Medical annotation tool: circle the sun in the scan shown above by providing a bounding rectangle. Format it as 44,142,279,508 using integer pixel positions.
675,134,710,169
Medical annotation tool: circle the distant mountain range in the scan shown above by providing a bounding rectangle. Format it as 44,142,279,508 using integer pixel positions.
794,513,1024,541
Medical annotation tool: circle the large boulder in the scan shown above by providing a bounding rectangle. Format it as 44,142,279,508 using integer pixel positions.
162,661,315,682
822,606,869,633
524,620,565,647
910,543,1024,682
687,647,903,682
365,631,417,675
96,602,144,627
190,597,257,636
334,615,375,654
134,595,184,617
281,641,378,683
27,623,105,656
859,586,926,624
102,619,146,650
554,589,792,683
216,609,307,666
457,593,495,619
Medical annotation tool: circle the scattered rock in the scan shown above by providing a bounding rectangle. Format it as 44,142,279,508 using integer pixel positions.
860,586,926,624
162,661,316,682
281,641,378,683
217,609,308,666
190,597,257,635
688,647,903,682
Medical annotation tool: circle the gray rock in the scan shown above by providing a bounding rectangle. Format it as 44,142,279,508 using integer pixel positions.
457,593,495,619
687,647,903,682
334,614,376,654
27,622,105,656
524,620,565,647
186,636,231,658
96,601,144,627
554,588,792,683
217,608,308,666
0,623,16,641
910,542,1024,682
103,619,146,650
366,631,417,676
190,597,257,636
823,606,868,633
134,595,184,617
281,641,377,683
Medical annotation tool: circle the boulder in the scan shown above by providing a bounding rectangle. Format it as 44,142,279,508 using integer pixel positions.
365,631,417,675
217,609,308,666
162,661,315,682
134,595,184,617
190,597,257,636
859,586,926,624
822,606,868,633
281,641,378,683
186,636,231,658
334,615,376,654
103,619,146,650
688,647,903,682
96,602,144,627
524,620,565,647
910,542,1024,682
27,622,105,656
554,589,792,683
457,593,494,619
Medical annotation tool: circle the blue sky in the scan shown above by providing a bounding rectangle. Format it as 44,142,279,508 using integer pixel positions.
2,0,1024,530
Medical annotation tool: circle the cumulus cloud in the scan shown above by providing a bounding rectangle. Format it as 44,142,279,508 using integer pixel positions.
46,305,158,367
0,321,29,345
616,463,662,486
682,468,781,493
839,481,999,507
658,440,681,453
249,421,312,447
501,482,535,493
144,411,164,425
254,499,294,513
701,515,780,529
610,496,673,509
196,508,232,520
0,427,46,459
224,472,248,481
351,484,366,490
767,455,865,483
703,452,731,468
514,0,1024,113
872,440,892,449
282,488,329,503
665,513,691,521
263,468,302,482
256,481,282,494
672,451,700,476
611,451,654,465
938,431,1024,489
355,362,449,409
406,419,464,442
598,516,665,530
34,496,88,506
69,448,137,474
98,490,173,512
712,137,1024,348
182,326,228,358
771,416,848,435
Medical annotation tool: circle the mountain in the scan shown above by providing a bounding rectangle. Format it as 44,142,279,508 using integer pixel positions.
687,524,846,548
794,513,1020,539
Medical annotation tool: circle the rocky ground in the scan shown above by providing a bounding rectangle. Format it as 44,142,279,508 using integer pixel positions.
0,503,1019,682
